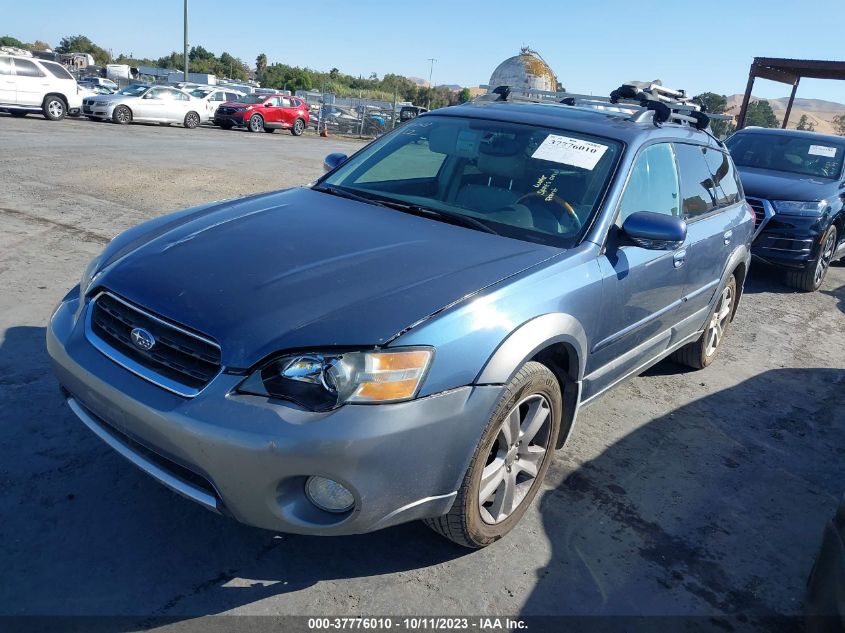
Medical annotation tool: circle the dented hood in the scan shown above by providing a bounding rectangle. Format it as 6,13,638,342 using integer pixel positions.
97,188,558,368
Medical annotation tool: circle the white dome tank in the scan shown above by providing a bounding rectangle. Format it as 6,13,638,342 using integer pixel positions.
488,47,560,96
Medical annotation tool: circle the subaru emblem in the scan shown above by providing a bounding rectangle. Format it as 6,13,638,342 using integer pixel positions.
130,327,155,351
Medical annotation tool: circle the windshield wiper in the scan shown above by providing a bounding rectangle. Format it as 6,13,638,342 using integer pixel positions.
387,202,501,235
312,185,500,235
312,184,392,209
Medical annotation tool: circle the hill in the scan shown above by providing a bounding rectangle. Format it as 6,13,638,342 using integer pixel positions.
724,94,845,135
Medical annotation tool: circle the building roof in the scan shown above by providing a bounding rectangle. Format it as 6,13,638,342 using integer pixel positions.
488,47,559,96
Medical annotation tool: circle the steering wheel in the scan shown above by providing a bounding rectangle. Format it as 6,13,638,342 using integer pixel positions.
514,192,582,231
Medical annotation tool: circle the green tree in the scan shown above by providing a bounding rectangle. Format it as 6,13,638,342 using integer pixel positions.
458,87,472,103
55,34,111,65
255,53,267,80
795,114,816,132
744,100,780,128
832,114,845,136
29,40,51,51
0,35,26,48
693,92,735,138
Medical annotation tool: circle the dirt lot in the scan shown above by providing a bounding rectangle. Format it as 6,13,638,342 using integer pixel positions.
0,114,843,629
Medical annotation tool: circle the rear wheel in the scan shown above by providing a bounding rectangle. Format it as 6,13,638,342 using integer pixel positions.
424,361,561,548
184,111,200,129
112,105,132,124
784,225,837,292
42,96,66,121
291,118,305,136
248,114,264,132
672,274,736,369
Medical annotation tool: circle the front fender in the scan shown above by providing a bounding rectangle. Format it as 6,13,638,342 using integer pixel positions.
475,313,587,384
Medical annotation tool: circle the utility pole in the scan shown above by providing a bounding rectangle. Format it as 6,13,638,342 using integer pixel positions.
427,57,436,109
183,0,189,82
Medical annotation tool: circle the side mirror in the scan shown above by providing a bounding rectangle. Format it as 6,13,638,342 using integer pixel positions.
622,211,687,250
323,153,348,173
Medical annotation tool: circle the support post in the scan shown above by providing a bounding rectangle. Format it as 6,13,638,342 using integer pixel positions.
736,66,756,130
183,0,189,82
782,77,800,129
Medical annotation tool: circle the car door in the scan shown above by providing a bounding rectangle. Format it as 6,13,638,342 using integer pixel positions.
585,142,689,400
0,56,14,104
262,96,283,125
277,97,300,127
10,57,47,106
135,87,166,120
168,89,191,122
673,143,746,330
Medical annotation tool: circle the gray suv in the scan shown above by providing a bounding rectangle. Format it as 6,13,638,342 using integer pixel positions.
48,91,753,547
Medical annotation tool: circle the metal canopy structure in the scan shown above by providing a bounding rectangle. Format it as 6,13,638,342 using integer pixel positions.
737,57,845,130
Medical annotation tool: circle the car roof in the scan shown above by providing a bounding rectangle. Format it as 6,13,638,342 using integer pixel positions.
731,126,845,145
425,100,722,149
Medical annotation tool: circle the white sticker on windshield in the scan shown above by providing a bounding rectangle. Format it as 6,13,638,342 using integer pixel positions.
531,135,609,170
809,144,837,158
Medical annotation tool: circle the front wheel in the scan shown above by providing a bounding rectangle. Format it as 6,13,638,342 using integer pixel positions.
424,361,561,548
42,96,66,121
291,118,305,136
184,111,200,129
672,274,736,369
112,105,132,125
247,114,264,132
785,225,837,292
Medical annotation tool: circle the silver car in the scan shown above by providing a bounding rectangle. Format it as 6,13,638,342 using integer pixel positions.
82,83,203,128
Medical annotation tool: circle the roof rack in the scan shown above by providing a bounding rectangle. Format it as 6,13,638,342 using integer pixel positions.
475,80,733,132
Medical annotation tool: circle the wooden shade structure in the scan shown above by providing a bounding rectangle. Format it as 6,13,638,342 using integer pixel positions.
736,57,845,130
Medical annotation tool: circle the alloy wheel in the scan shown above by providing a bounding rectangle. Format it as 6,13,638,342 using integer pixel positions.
478,394,552,525
705,284,733,357
814,229,836,287
48,99,64,119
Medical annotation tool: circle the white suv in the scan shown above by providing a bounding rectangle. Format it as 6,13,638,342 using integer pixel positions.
0,50,82,120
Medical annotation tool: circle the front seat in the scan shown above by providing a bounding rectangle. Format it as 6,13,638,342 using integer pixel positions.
456,153,524,213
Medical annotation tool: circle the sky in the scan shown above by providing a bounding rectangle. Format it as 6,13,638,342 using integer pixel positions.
6,0,845,103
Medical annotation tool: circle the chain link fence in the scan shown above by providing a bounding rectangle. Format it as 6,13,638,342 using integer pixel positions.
298,91,419,139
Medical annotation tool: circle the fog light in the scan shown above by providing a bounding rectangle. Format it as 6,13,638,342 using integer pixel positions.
305,476,354,513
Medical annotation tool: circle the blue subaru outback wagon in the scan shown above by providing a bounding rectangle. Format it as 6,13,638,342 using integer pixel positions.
48,90,753,547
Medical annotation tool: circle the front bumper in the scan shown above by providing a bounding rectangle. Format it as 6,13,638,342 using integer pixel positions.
47,293,503,535
82,104,114,119
751,213,826,270
214,113,247,127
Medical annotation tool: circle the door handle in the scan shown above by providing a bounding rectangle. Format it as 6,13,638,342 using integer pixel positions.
673,249,687,268
723,230,733,245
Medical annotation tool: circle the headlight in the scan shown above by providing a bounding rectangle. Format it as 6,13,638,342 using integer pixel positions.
238,348,434,411
79,254,103,302
772,200,827,216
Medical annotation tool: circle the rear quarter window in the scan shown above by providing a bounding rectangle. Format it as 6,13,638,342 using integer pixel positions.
702,148,741,207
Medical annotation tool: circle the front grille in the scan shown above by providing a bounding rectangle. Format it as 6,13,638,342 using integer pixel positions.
217,106,235,115
747,198,766,228
89,292,221,393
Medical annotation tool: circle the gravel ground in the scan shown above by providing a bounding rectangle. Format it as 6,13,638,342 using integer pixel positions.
0,114,843,629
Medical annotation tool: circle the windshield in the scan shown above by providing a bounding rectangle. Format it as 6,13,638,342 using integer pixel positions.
117,84,149,97
190,88,212,98
726,133,845,179
318,116,621,247
236,94,266,104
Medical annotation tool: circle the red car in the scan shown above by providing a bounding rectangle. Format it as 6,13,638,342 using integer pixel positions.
213,94,309,135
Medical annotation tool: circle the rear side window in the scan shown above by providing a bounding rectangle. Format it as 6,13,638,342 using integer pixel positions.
41,61,74,80
702,148,741,207
13,58,45,78
0,57,12,76
617,143,681,224
674,143,719,220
